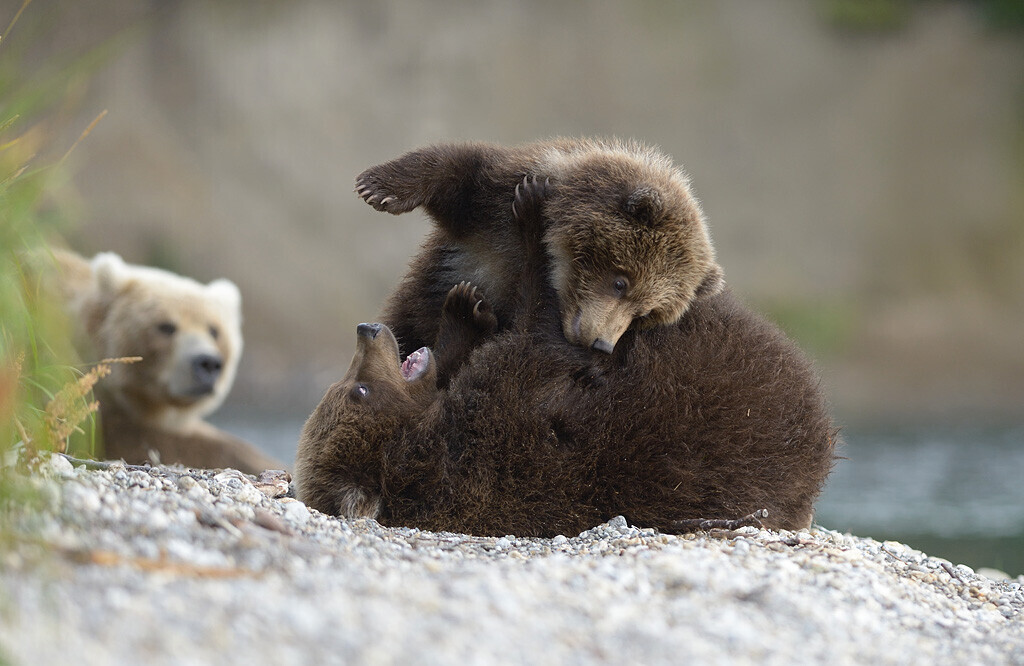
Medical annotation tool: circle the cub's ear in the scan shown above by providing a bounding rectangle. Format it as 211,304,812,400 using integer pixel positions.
207,279,242,315
694,264,724,300
623,186,663,226
90,252,128,296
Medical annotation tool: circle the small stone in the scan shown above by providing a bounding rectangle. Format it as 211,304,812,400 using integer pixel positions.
177,476,197,491
214,469,251,489
977,567,1010,581
551,535,568,545
955,564,975,578
254,509,293,535
254,470,292,498
607,516,628,532
494,538,511,550
127,471,152,488
232,483,264,506
281,499,311,525
49,453,74,476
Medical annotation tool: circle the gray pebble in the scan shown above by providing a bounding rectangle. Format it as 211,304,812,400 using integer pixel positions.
0,464,1020,666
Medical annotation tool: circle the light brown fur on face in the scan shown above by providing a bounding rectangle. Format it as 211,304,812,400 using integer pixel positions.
353,137,723,359
294,323,436,517
540,146,723,349
46,249,283,474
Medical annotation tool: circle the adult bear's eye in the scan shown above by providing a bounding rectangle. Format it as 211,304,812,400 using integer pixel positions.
612,276,629,296
157,322,177,336
352,384,370,400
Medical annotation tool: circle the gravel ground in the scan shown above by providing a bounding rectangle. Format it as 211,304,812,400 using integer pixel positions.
1,456,1022,666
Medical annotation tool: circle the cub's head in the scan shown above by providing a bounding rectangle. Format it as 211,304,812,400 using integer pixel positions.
540,141,724,353
77,252,243,426
294,323,436,517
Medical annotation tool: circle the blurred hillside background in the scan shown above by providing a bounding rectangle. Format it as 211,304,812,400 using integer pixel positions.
4,1,1023,572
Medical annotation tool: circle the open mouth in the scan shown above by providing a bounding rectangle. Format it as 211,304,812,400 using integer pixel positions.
400,347,430,381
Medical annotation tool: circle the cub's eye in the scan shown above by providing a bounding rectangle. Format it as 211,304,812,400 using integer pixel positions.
157,322,177,336
209,325,220,340
612,276,629,296
352,384,370,400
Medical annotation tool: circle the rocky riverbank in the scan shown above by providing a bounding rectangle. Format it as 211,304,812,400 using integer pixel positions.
1,456,1022,665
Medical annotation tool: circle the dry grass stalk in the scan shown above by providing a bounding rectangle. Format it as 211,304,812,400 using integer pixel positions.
35,356,141,454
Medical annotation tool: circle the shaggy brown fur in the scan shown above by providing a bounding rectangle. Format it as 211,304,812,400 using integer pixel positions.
46,249,282,474
297,180,835,536
355,138,724,369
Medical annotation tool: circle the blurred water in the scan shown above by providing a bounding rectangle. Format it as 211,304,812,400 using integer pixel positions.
818,424,1024,538
815,423,1024,576
214,411,1024,575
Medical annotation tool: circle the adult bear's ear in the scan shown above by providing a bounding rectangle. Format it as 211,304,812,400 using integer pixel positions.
623,186,663,226
694,263,724,300
91,252,128,296
207,279,242,318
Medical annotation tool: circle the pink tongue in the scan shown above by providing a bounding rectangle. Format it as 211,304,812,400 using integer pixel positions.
401,347,429,380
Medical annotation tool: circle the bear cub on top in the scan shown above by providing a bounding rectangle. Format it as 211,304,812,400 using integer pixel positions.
296,177,836,535
355,137,723,384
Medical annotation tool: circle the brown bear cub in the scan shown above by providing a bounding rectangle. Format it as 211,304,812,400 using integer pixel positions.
356,137,724,374
296,180,836,536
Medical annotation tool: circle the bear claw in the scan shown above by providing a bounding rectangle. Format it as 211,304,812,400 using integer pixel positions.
443,281,497,334
512,174,549,220
353,169,421,214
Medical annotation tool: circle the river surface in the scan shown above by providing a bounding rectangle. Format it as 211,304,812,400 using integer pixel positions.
212,413,1024,577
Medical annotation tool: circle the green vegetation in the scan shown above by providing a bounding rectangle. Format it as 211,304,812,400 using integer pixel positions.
1,1,107,536
756,298,860,359
821,0,911,32
821,0,1024,33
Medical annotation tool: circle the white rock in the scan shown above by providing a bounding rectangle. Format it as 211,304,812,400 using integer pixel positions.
48,453,74,477
281,500,311,524
232,483,264,506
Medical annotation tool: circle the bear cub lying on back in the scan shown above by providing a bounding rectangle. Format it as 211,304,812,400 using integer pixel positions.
48,249,283,474
356,137,723,371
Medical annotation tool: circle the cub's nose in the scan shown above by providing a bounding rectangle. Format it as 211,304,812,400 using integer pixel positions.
192,353,223,390
591,338,615,354
357,323,383,340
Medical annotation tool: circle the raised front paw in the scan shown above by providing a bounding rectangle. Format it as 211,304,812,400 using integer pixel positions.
512,174,550,221
354,163,423,214
443,281,498,335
